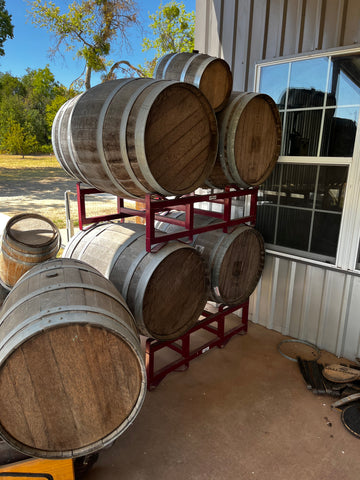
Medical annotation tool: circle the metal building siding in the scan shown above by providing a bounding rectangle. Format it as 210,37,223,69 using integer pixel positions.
195,0,360,91
195,0,360,360
248,257,360,359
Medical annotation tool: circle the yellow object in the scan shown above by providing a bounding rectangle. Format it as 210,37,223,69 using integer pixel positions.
0,458,74,479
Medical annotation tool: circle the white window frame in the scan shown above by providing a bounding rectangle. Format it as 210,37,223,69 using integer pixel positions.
254,47,360,272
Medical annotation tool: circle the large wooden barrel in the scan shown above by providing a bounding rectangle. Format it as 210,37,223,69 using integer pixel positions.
0,279,9,307
206,92,282,188
0,213,61,288
0,258,146,459
63,223,209,340
52,78,218,198
154,52,233,112
156,212,265,305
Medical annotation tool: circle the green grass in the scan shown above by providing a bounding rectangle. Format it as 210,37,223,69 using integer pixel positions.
0,154,58,168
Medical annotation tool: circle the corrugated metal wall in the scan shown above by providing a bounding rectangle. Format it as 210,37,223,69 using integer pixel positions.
249,254,360,360
195,0,360,91
195,0,360,360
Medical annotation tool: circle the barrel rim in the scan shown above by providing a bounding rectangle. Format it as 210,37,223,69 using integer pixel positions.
0,257,147,459
0,313,146,459
95,78,141,199
3,213,60,249
210,225,265,305
221,91,282,187
134,243,208,339
119,78,161,195
134,81,218,196
156,52,233,112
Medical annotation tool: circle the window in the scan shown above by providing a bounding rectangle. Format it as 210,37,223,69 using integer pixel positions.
256,51,360,267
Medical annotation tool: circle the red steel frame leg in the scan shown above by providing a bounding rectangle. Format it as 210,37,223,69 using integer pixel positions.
145,301,249,391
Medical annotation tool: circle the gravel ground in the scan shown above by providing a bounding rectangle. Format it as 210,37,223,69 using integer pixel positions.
0,170,120,230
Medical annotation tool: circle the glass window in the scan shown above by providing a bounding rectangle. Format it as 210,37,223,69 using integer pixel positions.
256,164,348,263
259,63,289,106
289,58,329,98
330,56,360,106
321,107,359,156
283,110,323,155
257,51,360,265
260,53,360,159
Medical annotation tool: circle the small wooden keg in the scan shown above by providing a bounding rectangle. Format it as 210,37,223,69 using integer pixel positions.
154,52,233,112
63,223,209,340
52,78,218,198
0,213,61,288
206,92,282,188
156,212,265,305
0,258,146,459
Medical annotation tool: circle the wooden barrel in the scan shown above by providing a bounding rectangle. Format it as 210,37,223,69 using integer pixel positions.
63,223,209,340
52,78,218,198
206,92,282,188
0,213,61,288
154,52,233,112
156,212,265,305
0,278,10,307
0,258,146,459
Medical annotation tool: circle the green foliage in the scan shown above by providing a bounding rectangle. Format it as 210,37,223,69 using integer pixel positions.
2,119,39,157
0,0,14,56
140,1,194,77
27,0,140,89
0,67,77,155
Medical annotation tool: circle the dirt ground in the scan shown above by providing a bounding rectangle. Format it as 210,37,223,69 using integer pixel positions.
0,163,120,229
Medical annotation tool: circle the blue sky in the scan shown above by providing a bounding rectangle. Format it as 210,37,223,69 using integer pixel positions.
0,0,196,88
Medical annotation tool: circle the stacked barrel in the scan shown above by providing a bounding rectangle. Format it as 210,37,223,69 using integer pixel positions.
54,49,281,357
0,51,281,460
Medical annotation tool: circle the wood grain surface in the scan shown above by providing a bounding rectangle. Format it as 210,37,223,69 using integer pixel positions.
207,92,282,188
155,212,265,305
154,52,233,112
52,78,217,198
63,223,209,340
0,258,145,458
0,214,60,288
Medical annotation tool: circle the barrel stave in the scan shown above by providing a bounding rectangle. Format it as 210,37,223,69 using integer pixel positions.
63,223,209,340
0,258,146,459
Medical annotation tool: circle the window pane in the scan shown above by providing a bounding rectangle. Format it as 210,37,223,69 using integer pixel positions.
257,164,281,204
259,63,289,107
287,87,327,109
288,58,329,107
329,55,360,106
280,164,317,208
311,212,341,257
321,107,359,156
256,205,277,244
283,110,322,155
277,207,312,250
316,166,348,211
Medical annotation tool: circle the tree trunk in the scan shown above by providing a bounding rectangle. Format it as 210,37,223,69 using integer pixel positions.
85,64,92,90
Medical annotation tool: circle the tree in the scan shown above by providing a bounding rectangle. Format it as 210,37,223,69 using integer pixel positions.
0,68,77,154
0,0,14,56
28,0,141,89
140,2,195,77
2,119,39,157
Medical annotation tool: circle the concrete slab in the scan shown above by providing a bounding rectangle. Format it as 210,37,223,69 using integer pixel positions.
85,322,360,480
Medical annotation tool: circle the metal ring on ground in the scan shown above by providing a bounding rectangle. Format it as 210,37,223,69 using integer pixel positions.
277,339,321,362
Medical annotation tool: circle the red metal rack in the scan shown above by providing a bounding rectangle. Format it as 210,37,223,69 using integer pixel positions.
145,301,248,390
76,182,258,252
74,183,258,389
